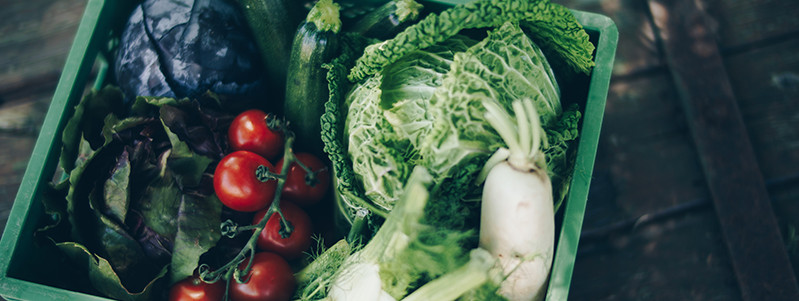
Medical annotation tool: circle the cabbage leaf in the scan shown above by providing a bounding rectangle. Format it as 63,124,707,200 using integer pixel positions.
348,0,594,82
344,36,476,210
420,22,561,188
324,0,588,237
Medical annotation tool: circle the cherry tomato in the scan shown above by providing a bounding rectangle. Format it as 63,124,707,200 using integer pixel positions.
229,252,296,301
275,153,330,207
214,151,277,212
168,274,225,301
253,201,313,259
228,109,284,161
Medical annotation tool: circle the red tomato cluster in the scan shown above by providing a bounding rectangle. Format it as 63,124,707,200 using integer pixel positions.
171,109,331,301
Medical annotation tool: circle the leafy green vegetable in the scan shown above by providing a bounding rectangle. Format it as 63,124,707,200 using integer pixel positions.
315,1,593,298
321,32,392,220
297,167,495,301
344,73,413,212
169,193,222,284
334,20,578,232
60,86,125,174
307,0,342,33
544,104,581,211
379,35,477,147
57,241,168,301
420,21,562,186
320,8,589,291
104,149,132,223
348,0,595,82
342,35,475,212
401,248,502,301
42,87,230,299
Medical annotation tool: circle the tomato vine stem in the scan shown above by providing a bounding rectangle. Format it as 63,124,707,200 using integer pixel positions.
199,134,298,293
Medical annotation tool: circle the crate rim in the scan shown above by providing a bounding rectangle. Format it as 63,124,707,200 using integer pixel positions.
0,0,618,300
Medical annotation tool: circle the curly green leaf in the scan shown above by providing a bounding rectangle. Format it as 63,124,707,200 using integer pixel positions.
348,0,594,82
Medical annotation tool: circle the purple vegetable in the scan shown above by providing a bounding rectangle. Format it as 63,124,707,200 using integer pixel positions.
115,0,264,103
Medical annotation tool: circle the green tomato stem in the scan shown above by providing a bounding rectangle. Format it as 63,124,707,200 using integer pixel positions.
306,0,342,33
291,156,321,188
200,135,298,287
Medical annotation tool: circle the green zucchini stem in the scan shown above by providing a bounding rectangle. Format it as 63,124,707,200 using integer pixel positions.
307,0,342,33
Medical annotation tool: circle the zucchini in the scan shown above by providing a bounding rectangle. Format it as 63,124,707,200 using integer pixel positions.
235,0,304,101
284,0,342,156
348,0,424,40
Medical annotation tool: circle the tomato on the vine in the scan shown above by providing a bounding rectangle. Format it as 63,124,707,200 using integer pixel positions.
253,201,312,259
228,109,284,161
229,252,296,301
168,274,225,301
214,151,277,212
276,153,330,207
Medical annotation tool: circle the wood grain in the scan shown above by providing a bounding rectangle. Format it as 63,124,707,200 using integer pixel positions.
648,0,799,299
701,0,799,51
0,0,85,239
0,0,798,300
724,38,799,180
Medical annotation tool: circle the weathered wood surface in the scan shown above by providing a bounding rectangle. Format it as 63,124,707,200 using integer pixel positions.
703,0,799,52
649,0,799,299
0,0,797,300
553,0,799,299
0,0,87,237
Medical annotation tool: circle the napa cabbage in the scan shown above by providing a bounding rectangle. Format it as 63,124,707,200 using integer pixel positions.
344,35,477,211
342,21,579,220
311,0,594,299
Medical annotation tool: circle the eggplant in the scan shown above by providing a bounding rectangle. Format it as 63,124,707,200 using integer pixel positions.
114,0,265,105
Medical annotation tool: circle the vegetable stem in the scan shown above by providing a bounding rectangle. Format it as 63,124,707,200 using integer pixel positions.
482,98,545,172
515,100,532,159
199,135,298,286
476,148,510,184
295,239,352,283
483,100,524,169
347,207,370,244
307,0,342,33
401,248,497,301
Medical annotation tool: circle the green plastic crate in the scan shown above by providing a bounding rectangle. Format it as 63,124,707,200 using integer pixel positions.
0,0,617,299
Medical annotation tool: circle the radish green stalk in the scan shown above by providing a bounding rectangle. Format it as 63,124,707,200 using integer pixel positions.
479,98,554,301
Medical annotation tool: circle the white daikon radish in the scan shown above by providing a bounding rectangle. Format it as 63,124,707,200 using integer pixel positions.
478,98,555,301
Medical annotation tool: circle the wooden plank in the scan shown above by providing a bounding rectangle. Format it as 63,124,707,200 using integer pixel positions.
575,71,737,300
573,209,740,301
590,72,709,220
648,0,799,300
0,135,38,238
0,0,86,242
723,38,799,264
0,0,86,94
701,0,799,51
723,37,799,180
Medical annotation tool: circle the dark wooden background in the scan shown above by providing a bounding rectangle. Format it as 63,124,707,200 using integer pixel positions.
1,0,798,300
